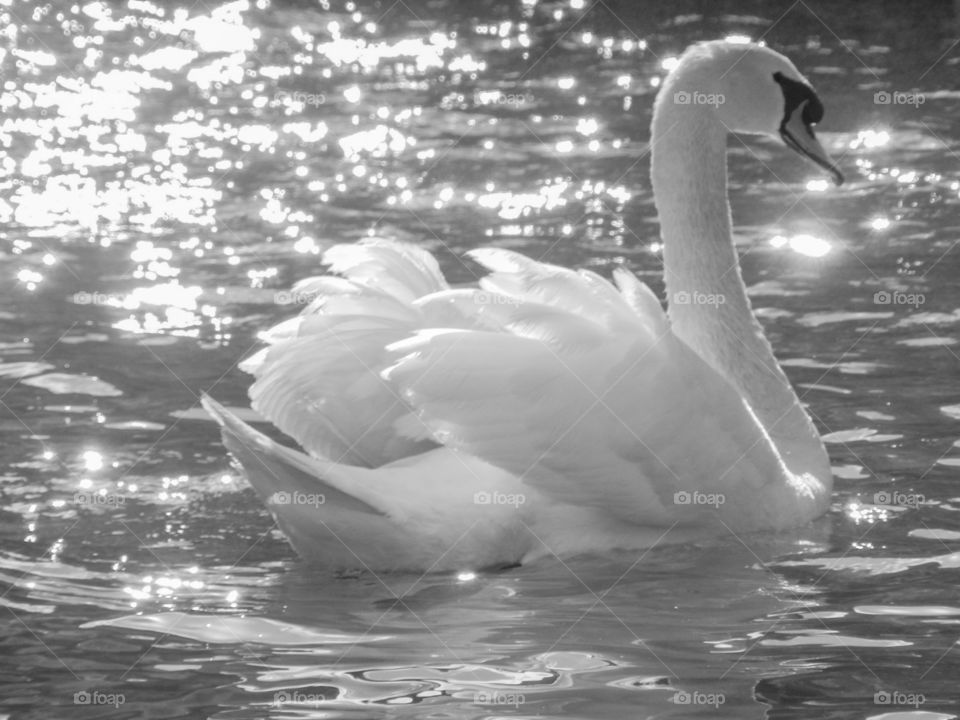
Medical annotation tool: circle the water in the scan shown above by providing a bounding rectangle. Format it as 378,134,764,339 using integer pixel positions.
2,0,960,717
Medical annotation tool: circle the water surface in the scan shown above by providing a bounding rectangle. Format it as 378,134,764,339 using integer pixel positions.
2,0,960,717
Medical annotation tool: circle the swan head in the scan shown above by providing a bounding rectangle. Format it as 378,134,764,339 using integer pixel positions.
665,40,844,185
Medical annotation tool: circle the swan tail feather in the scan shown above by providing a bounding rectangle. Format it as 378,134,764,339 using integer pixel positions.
322,237,448,303
201,395,377,512
202,395,427,569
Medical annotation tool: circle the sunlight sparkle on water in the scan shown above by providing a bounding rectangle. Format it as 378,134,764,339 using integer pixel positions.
846,502,891,525
339,125,409,160
111,282,209,335
293,237,320,254
17,269,43,290
770,234,831,258
127,282,201,310
477,183,568,220
136,47,198,72
183,5,258,54
849,128,890,150
82,450,104,471
576,118,599,135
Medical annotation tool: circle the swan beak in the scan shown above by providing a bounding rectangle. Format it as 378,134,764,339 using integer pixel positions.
780,104,843,186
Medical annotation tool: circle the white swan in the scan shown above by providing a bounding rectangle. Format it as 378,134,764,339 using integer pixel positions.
203,40,843,572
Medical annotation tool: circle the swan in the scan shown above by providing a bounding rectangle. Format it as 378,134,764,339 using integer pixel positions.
203,40,843,572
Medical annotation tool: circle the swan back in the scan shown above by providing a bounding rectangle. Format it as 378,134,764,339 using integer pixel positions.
242,239,830,533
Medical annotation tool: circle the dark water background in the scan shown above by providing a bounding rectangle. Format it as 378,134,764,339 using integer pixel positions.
2,0,960,717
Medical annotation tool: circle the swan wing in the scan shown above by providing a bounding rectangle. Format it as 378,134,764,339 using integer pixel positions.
243,239,456,467
243,240,563,467
383,254,789,526
241,239,789,528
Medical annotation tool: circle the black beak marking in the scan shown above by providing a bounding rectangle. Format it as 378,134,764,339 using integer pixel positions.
773,71,843,186
773,71,824,129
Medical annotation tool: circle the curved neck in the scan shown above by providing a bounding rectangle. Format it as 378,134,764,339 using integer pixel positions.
650,95,828,478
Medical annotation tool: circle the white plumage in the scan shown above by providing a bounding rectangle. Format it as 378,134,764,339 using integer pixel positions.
204,40,839,571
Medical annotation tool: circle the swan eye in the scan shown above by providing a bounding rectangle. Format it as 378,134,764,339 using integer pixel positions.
772,71,824,129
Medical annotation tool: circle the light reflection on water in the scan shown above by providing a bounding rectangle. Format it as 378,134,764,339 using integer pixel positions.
2,0,960,717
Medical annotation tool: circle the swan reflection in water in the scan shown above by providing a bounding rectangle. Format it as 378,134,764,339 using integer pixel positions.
84,527,834,715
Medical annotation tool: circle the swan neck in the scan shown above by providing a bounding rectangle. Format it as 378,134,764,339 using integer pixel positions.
651,98,828,480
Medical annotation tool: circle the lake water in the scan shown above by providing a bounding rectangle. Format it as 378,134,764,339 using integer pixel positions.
2,0,960,717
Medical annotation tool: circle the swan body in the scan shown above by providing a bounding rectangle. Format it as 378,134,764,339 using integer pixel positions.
204,40,842,571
